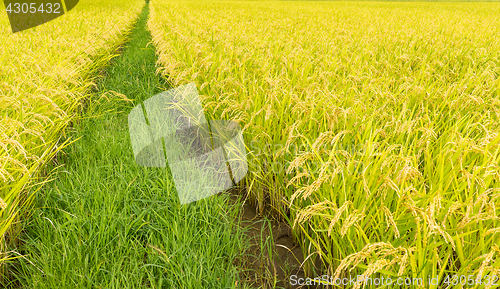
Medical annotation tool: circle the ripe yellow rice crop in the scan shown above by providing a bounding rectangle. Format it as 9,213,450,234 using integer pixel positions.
149,1,500,287
0,0,141,276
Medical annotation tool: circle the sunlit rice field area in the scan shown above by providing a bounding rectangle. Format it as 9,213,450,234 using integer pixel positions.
2,0,500,287
0,0,141,281
149,1,500,287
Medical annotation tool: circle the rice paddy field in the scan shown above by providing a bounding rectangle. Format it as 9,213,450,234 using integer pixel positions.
148,1,500,287
2,0,500,288
1,2,251,288
0,0,141,281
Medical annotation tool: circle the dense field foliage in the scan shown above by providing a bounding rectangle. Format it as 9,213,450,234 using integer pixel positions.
149,1,500,287
0,0,141,277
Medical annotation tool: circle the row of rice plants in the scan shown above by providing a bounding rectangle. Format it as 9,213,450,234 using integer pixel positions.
0,0,142,279
149,1,500,287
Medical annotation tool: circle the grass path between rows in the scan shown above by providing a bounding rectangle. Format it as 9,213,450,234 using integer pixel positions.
10,5,252,288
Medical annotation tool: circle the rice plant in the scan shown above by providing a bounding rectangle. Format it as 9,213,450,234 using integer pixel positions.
0,0,142,281
148,1,500,287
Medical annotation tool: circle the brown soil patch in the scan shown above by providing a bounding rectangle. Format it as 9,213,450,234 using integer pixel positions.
229,189,320,289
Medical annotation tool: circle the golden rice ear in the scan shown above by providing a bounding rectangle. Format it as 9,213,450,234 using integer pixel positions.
149,0,500,282
1,1,141,279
